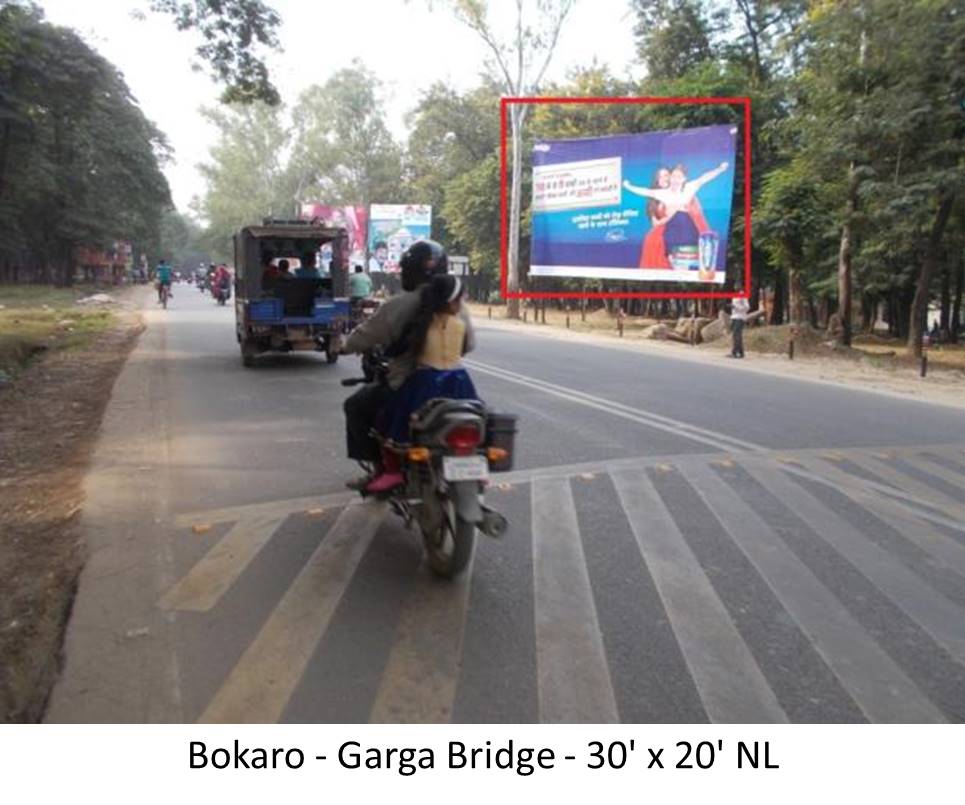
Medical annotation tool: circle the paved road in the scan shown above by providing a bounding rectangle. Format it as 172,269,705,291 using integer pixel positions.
47,288,965,723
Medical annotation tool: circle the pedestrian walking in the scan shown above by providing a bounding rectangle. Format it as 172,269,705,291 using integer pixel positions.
730,295,750,358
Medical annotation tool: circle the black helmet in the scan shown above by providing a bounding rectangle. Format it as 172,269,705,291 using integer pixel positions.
399,239,447,291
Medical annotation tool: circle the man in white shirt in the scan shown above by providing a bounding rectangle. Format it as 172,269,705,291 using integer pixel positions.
730,295,751,358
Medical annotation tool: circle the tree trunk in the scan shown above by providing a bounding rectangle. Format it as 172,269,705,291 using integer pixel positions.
770,270,785,324
837,165,857,346
787,246,805,325
951,252,963,345
506,105,525,319
908,194,955,357
939,258,951,336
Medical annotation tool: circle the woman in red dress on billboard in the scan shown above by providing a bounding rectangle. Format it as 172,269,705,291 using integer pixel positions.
631,164,718,269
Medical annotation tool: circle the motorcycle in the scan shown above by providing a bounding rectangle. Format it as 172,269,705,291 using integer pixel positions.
342,349,514,578
349,297,380,330
214,280,231,306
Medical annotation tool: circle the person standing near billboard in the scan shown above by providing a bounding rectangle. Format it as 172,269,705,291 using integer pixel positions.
730,294,750,358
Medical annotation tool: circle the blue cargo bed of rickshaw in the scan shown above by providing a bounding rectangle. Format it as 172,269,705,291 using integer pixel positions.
234,220,352,367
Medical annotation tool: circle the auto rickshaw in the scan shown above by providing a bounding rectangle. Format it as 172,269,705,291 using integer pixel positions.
234,220,352,367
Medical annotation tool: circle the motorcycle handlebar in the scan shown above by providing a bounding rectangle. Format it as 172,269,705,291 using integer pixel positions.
341,377,367,387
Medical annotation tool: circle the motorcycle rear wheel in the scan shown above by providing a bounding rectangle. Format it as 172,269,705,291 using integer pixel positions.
423,498,474,578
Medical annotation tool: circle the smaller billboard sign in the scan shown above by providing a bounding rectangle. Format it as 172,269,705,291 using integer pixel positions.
367,204,432,272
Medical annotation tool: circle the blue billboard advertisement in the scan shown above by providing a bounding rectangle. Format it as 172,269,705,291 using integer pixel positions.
529,125,738,284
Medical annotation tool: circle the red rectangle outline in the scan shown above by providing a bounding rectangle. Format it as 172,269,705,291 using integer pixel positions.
499,96,751,300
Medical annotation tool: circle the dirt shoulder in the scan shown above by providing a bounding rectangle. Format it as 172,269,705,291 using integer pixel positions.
0,286,145,722
468,303,965,411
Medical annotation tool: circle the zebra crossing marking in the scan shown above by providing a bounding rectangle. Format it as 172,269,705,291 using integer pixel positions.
532,477,619,723
160,515,286,612
369,560,475,724
200,501,385,723
744,464,965,667
902,454,965,495
777,456,965,535
611,468,788,723
849,455,965,521
686,463,945,723
159,443,965,723
801,458,965,580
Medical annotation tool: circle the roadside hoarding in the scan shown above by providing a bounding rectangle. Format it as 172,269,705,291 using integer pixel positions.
367,204,432,272
529,125,737,285
298,203,368,270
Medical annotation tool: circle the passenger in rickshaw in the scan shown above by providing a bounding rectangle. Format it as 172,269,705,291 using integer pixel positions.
294,251,320,279
260,251,279,289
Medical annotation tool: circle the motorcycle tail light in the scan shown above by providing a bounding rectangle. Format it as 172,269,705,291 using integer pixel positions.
445,424,482,454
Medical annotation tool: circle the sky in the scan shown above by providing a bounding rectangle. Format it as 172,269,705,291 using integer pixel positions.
37,0,643,214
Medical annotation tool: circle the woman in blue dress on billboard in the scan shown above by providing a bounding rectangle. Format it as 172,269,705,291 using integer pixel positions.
624,161,729,272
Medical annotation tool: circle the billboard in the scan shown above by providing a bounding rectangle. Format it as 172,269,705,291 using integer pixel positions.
298,203,368,270
367,204,432,272
529,125,737,284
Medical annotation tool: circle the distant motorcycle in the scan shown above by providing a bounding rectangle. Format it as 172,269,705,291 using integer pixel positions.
214,281,231,306
342,349,514,578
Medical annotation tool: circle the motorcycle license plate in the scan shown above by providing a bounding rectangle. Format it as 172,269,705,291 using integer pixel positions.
442,455,489,482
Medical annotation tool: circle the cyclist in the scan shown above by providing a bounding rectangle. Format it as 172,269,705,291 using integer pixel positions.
156,259,172,304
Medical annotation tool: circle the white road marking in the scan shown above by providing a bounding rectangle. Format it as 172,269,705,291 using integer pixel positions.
800,458,965,580
466,358,765,454
744,464,965,666
159,515,287,612
916,450,965,491
369,558,474,724
902,454,965,494
783,456,965,534
847,455,965,520
610,469,787,723
200,502,385,723
687,463,945,723
173,490,356,527
531,477,619,723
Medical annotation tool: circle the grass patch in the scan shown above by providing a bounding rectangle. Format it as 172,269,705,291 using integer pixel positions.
0,284,117,374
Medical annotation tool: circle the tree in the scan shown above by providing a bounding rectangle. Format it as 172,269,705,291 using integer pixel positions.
148,0,281,105
288,61,404,207
757,158,824,325
159,209,208,267
436,0,577,317
791,0,964,355
194,102,292,259
405,80,502,250
631,0,721,80
442,152,502,280
0,3,171,283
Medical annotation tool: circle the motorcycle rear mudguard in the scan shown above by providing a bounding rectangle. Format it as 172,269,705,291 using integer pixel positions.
450,480,483,524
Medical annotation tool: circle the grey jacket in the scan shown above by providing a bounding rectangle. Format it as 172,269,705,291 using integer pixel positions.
343,291,475,389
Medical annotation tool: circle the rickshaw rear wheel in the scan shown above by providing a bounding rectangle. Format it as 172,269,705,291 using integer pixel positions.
241,339,257,368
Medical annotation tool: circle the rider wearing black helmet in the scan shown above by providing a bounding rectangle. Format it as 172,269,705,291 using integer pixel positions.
341,239,474,474
400,238,448,291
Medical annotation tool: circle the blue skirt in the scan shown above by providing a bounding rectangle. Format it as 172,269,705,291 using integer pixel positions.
663,211,699,253
382,368,480,444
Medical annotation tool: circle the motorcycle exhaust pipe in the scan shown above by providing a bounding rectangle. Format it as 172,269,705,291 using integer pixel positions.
479,506,508,539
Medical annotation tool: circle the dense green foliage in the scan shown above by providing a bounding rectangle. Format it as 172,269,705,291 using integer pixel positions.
0,3,172,283
149,0,281,105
